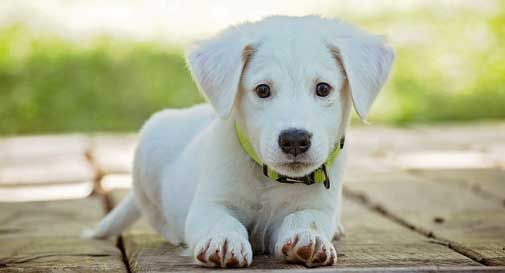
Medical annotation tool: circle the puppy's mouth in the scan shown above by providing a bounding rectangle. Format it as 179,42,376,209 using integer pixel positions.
272,160,318,177
281,161,311,170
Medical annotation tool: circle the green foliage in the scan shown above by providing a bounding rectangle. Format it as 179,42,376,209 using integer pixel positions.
0,25,202,134
360,4,505,125
1,5,504,134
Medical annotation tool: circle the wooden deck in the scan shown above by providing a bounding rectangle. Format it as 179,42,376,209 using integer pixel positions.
1,123,504,272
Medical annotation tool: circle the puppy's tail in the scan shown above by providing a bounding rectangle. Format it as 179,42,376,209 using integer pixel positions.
82,191,141,239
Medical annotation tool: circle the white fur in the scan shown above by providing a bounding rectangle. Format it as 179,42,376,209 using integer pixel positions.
88,15,394,268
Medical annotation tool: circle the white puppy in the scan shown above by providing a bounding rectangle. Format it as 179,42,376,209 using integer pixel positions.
88,15,394,268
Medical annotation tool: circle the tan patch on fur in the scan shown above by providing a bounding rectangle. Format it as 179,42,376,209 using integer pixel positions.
208,251,222,267
222,240,228,258
329,47,347,78
242,45,256,63
312,250,327,264
196,251,207,263
329,46,350,96
296,245,313,260
225,256,240,267
196,240,211,264
281,240,294,255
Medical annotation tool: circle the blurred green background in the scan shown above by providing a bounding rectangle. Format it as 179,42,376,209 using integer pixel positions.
1,1,504,135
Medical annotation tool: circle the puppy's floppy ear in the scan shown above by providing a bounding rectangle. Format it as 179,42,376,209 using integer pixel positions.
330,32,394,120
186,27,253,118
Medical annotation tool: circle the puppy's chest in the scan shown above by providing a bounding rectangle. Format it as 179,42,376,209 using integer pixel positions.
247,181,307,252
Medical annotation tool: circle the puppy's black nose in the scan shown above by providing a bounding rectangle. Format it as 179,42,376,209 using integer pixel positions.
278,129,312,156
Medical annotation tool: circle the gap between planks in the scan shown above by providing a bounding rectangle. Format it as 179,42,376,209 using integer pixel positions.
406,169,505,208
84,141,106,195
342,186,498,267
342,168,505,266
95,186,132,273
100,190,134,273
84,140,134,273
344,187,488,266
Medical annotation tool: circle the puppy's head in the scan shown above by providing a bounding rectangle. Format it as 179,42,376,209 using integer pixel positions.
187,16,394,177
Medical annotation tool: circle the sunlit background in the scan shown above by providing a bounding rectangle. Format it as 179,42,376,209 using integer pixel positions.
1,0,504,134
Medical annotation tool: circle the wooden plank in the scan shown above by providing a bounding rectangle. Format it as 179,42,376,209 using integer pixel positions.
409,168,505,205
90,134,137,175
411,122,505,151
0,197,128,272
0,134,96,201
486,143,505,169
109,267,503,273
0,158,95,201
337,199,479,267
351,122,504,154
0,157,95,186
347,123,505,172
109,189,480,272
344,171,505,266
396,151,494,170
101,174,132,191
0,181,93,202
0,134,90,165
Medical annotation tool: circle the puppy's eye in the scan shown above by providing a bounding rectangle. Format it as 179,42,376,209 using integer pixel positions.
255,84,271,98
315,82,332,97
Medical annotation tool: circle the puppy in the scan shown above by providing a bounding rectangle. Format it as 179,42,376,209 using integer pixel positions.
87,15,394,268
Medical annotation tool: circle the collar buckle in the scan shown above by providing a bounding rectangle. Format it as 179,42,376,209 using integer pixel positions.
265,164,331,189
277,174,315,185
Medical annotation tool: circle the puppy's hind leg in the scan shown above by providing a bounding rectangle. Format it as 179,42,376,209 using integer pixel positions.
82,191,140,239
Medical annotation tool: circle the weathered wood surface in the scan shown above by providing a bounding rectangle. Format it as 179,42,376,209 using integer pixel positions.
101,174,132,191
346,123,505,172
0,181,94,202
344,171,505,266
0,158,95,186
0,198,128,273
408,169,505,205
0,135,90,164
90,134,137,175
336,199,480,268
349,123,505,152
109,189,483,272
1,122,505,272
0,135,95,201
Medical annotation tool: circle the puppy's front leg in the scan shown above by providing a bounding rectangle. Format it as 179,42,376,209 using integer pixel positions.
186,203,253,268
273,209,337,267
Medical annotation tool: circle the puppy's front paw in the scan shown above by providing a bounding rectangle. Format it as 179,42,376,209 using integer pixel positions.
194,233,253,268
275,230,336,267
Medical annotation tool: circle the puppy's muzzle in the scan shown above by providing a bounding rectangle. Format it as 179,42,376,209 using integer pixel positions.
278,129,312,157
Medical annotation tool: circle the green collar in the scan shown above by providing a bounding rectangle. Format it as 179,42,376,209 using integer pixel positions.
235,122,345,189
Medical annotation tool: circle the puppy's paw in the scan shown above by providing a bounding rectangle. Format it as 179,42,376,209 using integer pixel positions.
194,233,253,268
275,230,336,267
